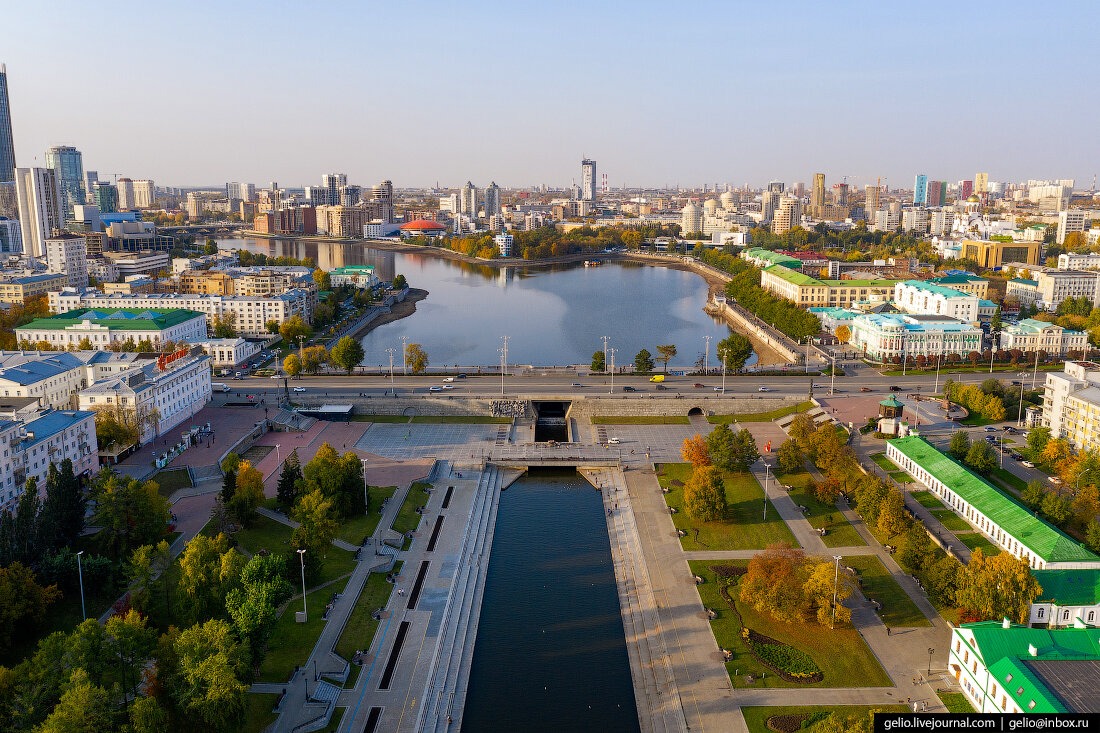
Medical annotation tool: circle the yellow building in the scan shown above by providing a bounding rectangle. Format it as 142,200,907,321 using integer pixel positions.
927,274,989,299
180,270,234,295
961,239,1040,268
0,273,68,305
760,266,898,308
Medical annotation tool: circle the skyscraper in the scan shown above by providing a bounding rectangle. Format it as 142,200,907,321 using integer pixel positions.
322,173,347,206
864,184,880,217
811,173,826,215
117,178,135,209
83,171,98,203
959,180,974,200
767,181,785,194
913,174,928,205
773,195,802,235
460,181,478,217
974,173,989,194
927,181,946,207
14,167,62,257
0,64,15,184
371,180,393,223
833,183,849,205
581,158,596,202
92,182,118,213
484,181,502,217
46,145,85,224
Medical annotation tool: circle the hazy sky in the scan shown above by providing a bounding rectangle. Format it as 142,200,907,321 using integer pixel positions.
5,0,1098,190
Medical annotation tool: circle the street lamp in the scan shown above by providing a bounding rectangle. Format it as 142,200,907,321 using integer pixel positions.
361,458,370,515
990,347,996,374
401,336,408,376
721,353,727,394
297,549,307,621
76,550,86,620
602,336,610,377
275,443,282,466
500,335,509,396
703,335,711,378
1076,468,1094,495
830,555,842,629
608,347,616,394
762,462,771,521
927,647,935,677
385,347,396,395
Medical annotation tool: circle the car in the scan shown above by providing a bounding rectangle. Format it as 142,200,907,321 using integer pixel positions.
714,386,724,392
984,426,998,432
1021,460,1035,468
271,374,282,379
293,386,306,393
655,384,669,390
693,383,704,388
1011,380,1022,386
758,386,771,392
889,385,902,392
607,438,621,444
443,377,455,382
428,386,442,392
1012,453,1024,460
812,383,824,388
860,387,873,392
1005,427,1019,434
622,386,636,392
571,382,583,388
441,384,455,390
985,436,997,443
456,373,467,379
649,375,665,383
1049,476,1063,485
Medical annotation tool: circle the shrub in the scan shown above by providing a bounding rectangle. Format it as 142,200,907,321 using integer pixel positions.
754,642,822,677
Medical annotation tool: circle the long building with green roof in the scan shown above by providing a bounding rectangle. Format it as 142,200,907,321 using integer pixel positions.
886,435,1100,570
759,264,899,308
952,619,1100,713
15,308,207,350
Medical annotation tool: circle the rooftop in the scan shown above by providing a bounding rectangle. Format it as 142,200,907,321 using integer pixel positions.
889,437,1100,565
15,409,95,451
1011,278,1039,287
1006,318,1081,335
930,274,986,284
18,308,205,332
1033,569,1100,606
899,279,974,299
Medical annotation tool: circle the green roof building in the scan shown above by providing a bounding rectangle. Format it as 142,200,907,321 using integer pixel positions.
886,436,1100,570
15,308,208,351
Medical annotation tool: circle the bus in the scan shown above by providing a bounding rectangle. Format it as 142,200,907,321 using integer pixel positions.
212,383,230,393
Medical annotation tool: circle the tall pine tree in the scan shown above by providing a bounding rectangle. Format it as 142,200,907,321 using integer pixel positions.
39,460,86,553
221,469,237,503
276,449,302,512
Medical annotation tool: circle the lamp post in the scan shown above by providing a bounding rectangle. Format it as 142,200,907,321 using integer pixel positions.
934,345,943,394
275,443,282,466
830,555,842,629
500,335,509,396
602,336,610,377
1017,381,1024,426
703,335,711,378
927,647,935,677
762,461,770,522
608,348,616,394
361,458,370,516
385,347,396,395
990,347,996,374
76,550,86,620
1031,348,1040,390
829,353,837,396
721,354,727,394
297,549,307,621
401,336,408,375
1076,468,1094,495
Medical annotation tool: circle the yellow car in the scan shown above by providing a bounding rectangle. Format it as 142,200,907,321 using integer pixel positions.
649,375,665,383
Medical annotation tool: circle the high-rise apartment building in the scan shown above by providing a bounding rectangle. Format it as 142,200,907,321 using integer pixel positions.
959,180,974,200
772,196,802,234
761,189,780,221
132,180,155,208
226,182,256,202
833,183,849,205
767,181,785,194
83,171,98,203
864,184,880,217
974,173,989,194
92,182,118,213
913,174,928,205
117,178,135,209
371,180,393,223
484,181,502,217
460,181,478,217
340,185,361,207
581,158,596,202
0,65,15,184
927,180,946,207
45,233,88,288
15,167,62,258
1057,210,1092,245
45,145,84,225
321,173,347,207
810,173,825,214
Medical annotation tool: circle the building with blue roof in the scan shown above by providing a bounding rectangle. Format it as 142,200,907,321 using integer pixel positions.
0,408,97,511
850,312,983,362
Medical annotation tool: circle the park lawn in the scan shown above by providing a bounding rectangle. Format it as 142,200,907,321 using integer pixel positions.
741,705,909,733
319,707,346,732
352,414,410,423
938,692,976,713
392,482,431,537
910,491,945,509
243,693,280,733
869,453,900,472
956,532,1001,556
992,468,1027,493
930,509,971,532
591,415,690,424
660,463,798,550
689,561,891,689
708,400,814,424
411,415,511,423
888,471,912,484
258,580,349,683
234,514,294,554
843,555,929,628
337,486,398,544
152,467,192,497
960,414,995,427
334,562,403,662
781,472,865,548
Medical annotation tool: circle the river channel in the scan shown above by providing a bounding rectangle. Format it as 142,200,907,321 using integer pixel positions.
216,237,749,368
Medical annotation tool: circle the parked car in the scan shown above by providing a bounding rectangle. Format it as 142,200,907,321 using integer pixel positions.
1012,453,1024,460
622,386,636,392
1049,476,1063,485
984,426,998,432
607,438,621,444
812,383,824,388
860,387,873,392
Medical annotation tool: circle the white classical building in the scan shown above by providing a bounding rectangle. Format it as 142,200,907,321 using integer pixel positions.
998,319,1087,356
77,348,212,445
894,280,979,322
0,409,98,511
849,313,983,362
0,350,152,410
16,308,207,350
195,338,260,367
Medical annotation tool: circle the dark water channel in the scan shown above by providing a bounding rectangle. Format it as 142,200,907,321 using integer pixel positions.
462,469,640,732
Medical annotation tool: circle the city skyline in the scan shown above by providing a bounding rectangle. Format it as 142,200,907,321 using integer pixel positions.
3,1,1098,189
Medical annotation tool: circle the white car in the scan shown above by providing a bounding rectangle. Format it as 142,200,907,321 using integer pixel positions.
293,386,306,393
758,386,771,392
1021,460,1034,468
428,386,442,392
271,374,282,379
441,384,455,390
1049,476,1063,485
607,438,621,444
443,377,455,382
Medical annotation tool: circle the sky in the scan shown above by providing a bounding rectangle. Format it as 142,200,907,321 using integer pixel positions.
5,0,1099,190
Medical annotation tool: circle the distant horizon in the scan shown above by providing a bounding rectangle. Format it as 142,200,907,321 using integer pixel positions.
4,1,1096,189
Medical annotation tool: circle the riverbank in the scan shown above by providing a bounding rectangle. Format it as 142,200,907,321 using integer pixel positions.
353,288,428,338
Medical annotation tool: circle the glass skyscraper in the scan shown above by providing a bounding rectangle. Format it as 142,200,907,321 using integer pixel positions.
45,145,84,224
0,64,14,184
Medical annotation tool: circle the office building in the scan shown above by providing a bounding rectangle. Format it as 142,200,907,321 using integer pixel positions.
1057,210,1091,245
581,158,596,202
850,312,982,362
810,173,825,214
894,280,979,322
0,65,15,184
974,172,989,194
17,308,208,350
1057,252,1100,270
913,174,928,205
495,233,513,257
185,192,203,219
887,436,1100,570
0,216,20,253
14,167,62,258
998,319,1086,356
0,272,64,304
83,171,98,202
116,178,135,209
195,338,259,367
460,181,478,217
926,274,989,299
961,239,1040,268
1006,269,1100,310
484,181,502,217
92,182,117,213
45,145,84,225
371,180,393,223
321,173,346,207
864,184,880,218
0,349,151,410
759,265,898,308
44,233,88,288
772,196,802,235
0,409,98,511
927,180,947,207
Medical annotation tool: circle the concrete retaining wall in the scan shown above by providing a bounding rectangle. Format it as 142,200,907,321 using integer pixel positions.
709,301,805,363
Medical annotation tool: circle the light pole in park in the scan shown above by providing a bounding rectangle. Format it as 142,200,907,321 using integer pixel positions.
829,353,837,396
602,335,610,377
275,443,282,466
385,347,396,395
762,461,771,522
297,549,307,621
500,335,510,396
830,555,843,629
361,458,370,516
76,550,86,620
927,647,935,677
722,354,727,394
990,347,997,374
607,348,617,394
401,336,408,375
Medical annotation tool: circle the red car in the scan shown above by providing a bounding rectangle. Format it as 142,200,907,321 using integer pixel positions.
693,383,704,388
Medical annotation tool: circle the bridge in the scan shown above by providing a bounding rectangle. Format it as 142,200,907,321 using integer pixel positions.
156,222,251,237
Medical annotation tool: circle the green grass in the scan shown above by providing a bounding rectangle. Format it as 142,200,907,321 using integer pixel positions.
591,415,690,424
234,514,357,587
152,467,192,497
938,692,976,713
992,468,1027,493
869,453,900,472
910,491,945,509
888,471,912,484
352,414,411,422
780,472,865,548
337,486,398,544
956,532,1001,555
960,414,996,427
689,561,892,689
843,555,929,628
242,693,280,733
708,400,814,424
410,415,512,423
742,705,909,733
258,580,349,682
659,464,798,550
392,482,431,537
334,562,403,662
930,509,971,532
319,707,345,732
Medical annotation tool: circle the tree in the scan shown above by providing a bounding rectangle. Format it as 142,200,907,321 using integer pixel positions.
330,335,365,374
1041,438,1071,467
1022,480,1046,509
176,533,244,625
965,441,997,475
265,320,281,335
291,489,339,567
0,562,60,653
802,559,855,626
682,465,727,521
392,274,407,290
126,539,172,618
283,353,302,379
129,696,169,733
705,423,737,471
633,348,654,373
991,307,1003,332
590,350,605,372
224,554,292,661
789,413,816,448
948,431,971,461
38,459,85,553
36,668,113,733
301,345,329,374
300,443,366,518
1041,491,1072,525
956,549,1042,624
680,434,711,467
312,269,332,291
220,468,236,505
1087,520,1100,553
897,524,934,574
279,315,312,346
835,325,851,344
104,609,156,702
777,438,804,475
405,343,429,374
876,489,909,538
655,344,677,372
211,312,237,338
1072,485,1100,529
230,460,265,528
813,477,843,505
167,619,248,731
716,333,753,370
276,449,303,512
1027,426,1051,458
91,472,171,561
